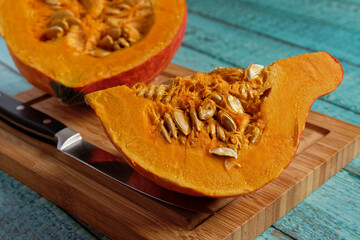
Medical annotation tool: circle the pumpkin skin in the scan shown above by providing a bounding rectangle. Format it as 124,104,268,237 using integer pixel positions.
0,0,187,104
85,52,343,197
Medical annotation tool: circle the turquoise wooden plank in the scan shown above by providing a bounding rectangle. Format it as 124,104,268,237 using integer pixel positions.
0,63,31,95
0,37,17,72
180,13,359,114
185,2,360,114
0,171,97,240
187,0,360,66
182,13,306,67
245,0,360,32
173,45,233,72
345,156,360,178
273,168,360,240
310,99,360,127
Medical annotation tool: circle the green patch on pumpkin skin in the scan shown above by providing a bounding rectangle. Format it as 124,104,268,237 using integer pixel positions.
50,81,85,105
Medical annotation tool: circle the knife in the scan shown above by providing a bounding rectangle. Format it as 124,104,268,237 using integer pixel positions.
0,92,214,214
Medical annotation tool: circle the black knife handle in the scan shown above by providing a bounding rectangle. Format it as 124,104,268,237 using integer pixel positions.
0,92,66,142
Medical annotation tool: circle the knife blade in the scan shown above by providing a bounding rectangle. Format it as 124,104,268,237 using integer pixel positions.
0,92,214,214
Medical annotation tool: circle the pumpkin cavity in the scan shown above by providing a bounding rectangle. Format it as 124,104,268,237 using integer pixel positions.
37,0,154,57
132,65,271,163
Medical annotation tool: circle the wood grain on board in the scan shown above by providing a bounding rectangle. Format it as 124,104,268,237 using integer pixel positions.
0,64,359,239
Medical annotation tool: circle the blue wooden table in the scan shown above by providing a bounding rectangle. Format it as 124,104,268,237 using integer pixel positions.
0,0,359,239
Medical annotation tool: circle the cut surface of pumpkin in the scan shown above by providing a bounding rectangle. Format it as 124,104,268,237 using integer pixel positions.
0,0,187,104
85,52,343,197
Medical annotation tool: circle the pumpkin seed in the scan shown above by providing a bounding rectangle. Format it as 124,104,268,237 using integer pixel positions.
105,8,122,15
160,121,171,143
45,0,60,5
164,113,177,138
119,37,130,48
137,87,147,97
98,35,114,50
209,121,216,139
216,124,226,142
144,85,157,99
198,100,216,121
173,110,190,136
90,48,111,57
213,66,228,73
113,42,122,51
222,115,237,132
65,16,81,26
239,85,248,99
189,107,201,132
154,85,167,101
45,26,64,40
50,20,69,32
163,94,173,104
132,83,145,92
210,147,237,159
50,10,74,23
246,64,264,80
250,127,261,144
218,110,237,132
224,159,241,170
211,94,223,104
227,95,243,113
51,5,62,10
106,17,123,27
117,3,132,10
106,27,122,40
123,24,141,43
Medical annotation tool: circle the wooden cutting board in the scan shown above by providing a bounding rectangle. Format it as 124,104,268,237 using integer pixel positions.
0,64,359,240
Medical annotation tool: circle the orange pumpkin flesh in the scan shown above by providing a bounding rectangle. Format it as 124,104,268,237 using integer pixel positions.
88,52,343,197
0,0,187,104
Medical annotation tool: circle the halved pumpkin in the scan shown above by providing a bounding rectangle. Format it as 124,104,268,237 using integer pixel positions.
86,52,343,197
0,0,187,104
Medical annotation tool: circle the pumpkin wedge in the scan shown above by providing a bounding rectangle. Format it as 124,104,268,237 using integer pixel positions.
85,52,343,197
0,0,187,104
